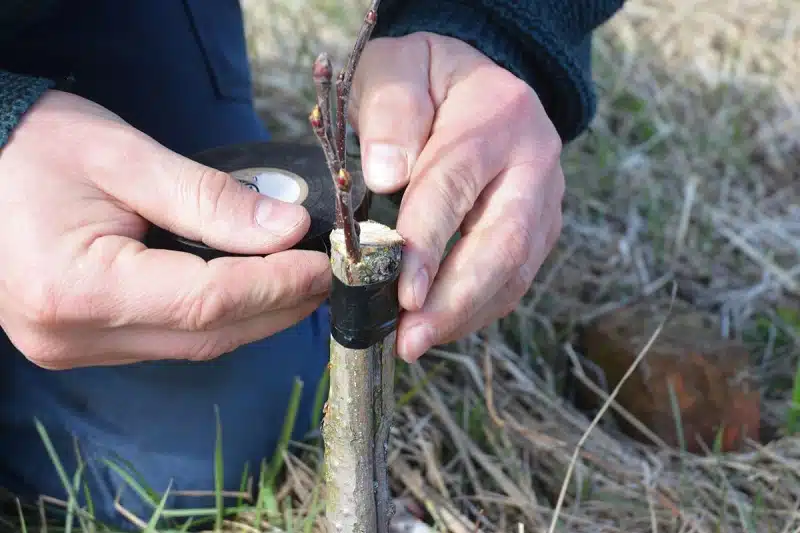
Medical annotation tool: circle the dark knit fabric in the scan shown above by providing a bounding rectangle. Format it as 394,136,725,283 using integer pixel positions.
0,0,624,149
0,71,53,148
373,0,625,142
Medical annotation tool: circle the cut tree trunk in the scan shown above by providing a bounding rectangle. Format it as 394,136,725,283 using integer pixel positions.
323,220,404,533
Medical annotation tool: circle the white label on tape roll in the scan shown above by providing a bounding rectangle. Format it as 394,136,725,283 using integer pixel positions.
254,171,301,203
231,167,310,205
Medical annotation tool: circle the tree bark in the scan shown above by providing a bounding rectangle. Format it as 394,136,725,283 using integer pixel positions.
323,220,404,533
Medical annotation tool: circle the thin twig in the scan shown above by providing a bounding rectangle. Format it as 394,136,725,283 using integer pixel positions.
335,0,381,166
309,0,382,264
310,55,344,228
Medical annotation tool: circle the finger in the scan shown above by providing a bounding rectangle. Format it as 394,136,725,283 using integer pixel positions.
37,297,327,369
395,164,562,362
392,103,512,313
58,236,331,331
91,134,311,254
396,216,542,362
417,207,562,351
349,35,434,194
109,298,327,363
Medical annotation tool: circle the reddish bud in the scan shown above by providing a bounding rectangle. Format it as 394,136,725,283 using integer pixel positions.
309,106,322,129
312,53,333,82
336,169,351,190
365,10,377,24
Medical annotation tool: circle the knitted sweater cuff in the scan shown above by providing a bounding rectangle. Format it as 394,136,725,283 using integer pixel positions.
0,70,54,151
373,0,596,142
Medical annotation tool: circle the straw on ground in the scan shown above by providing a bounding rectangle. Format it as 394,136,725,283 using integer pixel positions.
4,0,798,531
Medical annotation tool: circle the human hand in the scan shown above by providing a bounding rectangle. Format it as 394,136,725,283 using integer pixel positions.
350,32,565,362
0,90,331,370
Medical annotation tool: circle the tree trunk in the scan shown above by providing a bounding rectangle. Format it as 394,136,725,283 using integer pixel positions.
323,220,404,533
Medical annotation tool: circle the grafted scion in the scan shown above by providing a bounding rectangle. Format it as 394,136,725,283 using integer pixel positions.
309,0,382,265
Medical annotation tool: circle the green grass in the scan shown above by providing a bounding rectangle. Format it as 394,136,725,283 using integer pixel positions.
14,380,308,533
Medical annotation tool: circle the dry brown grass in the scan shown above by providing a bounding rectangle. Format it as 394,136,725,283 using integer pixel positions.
1,2,798,532
236,0,800,531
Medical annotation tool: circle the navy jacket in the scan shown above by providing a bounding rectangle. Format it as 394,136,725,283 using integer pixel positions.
0,0,625,149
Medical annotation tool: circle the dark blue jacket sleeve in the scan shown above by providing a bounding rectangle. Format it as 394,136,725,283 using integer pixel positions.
0,1,58,150
0,71,54,150
0,1,626,150
374,0,626,142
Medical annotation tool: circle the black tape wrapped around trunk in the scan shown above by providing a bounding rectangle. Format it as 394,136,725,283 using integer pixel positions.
329,271,400,349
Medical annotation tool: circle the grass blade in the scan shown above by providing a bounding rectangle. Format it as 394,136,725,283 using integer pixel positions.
214,405,224,532
144,480,172,533
33,419,90,533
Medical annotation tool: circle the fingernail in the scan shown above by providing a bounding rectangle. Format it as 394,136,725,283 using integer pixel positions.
366,143,408,191
402,323,435,363
255,199,305,235
411,268,429,309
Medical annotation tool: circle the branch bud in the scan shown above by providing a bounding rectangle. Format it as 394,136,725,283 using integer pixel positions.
336,169,352,192
313,53,334,84
309,105,323,130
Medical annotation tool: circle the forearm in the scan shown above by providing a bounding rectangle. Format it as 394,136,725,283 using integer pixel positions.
374,0,626,142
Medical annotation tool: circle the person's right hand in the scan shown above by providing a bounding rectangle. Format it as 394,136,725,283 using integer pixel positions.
0,90,331,370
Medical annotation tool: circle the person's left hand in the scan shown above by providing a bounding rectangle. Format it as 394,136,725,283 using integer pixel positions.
349,32,565,363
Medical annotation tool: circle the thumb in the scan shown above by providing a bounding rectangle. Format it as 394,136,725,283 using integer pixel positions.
101,136,311,255
349,35,435,194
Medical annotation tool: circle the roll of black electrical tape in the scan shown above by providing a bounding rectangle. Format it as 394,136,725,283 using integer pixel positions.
144,141,368,261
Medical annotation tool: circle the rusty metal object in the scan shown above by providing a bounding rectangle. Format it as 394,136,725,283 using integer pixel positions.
577,301,760,453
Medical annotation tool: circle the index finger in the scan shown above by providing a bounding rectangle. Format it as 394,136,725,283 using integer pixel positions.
394,85,524,312
62,236,331,331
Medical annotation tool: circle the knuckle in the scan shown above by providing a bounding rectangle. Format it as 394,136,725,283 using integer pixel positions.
268,255,329,305
499,221,537,299
176,282,237,331
191,167,237,221
417,251,440,287
497,219,533,275
429,154,483,236
284,259,323,297
449,291,481,330
541,136,563,177
502,74,563,166
499,74,538,109
185,335,231,362
507,266,533,302
539,116,563,157
297,266,329,298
